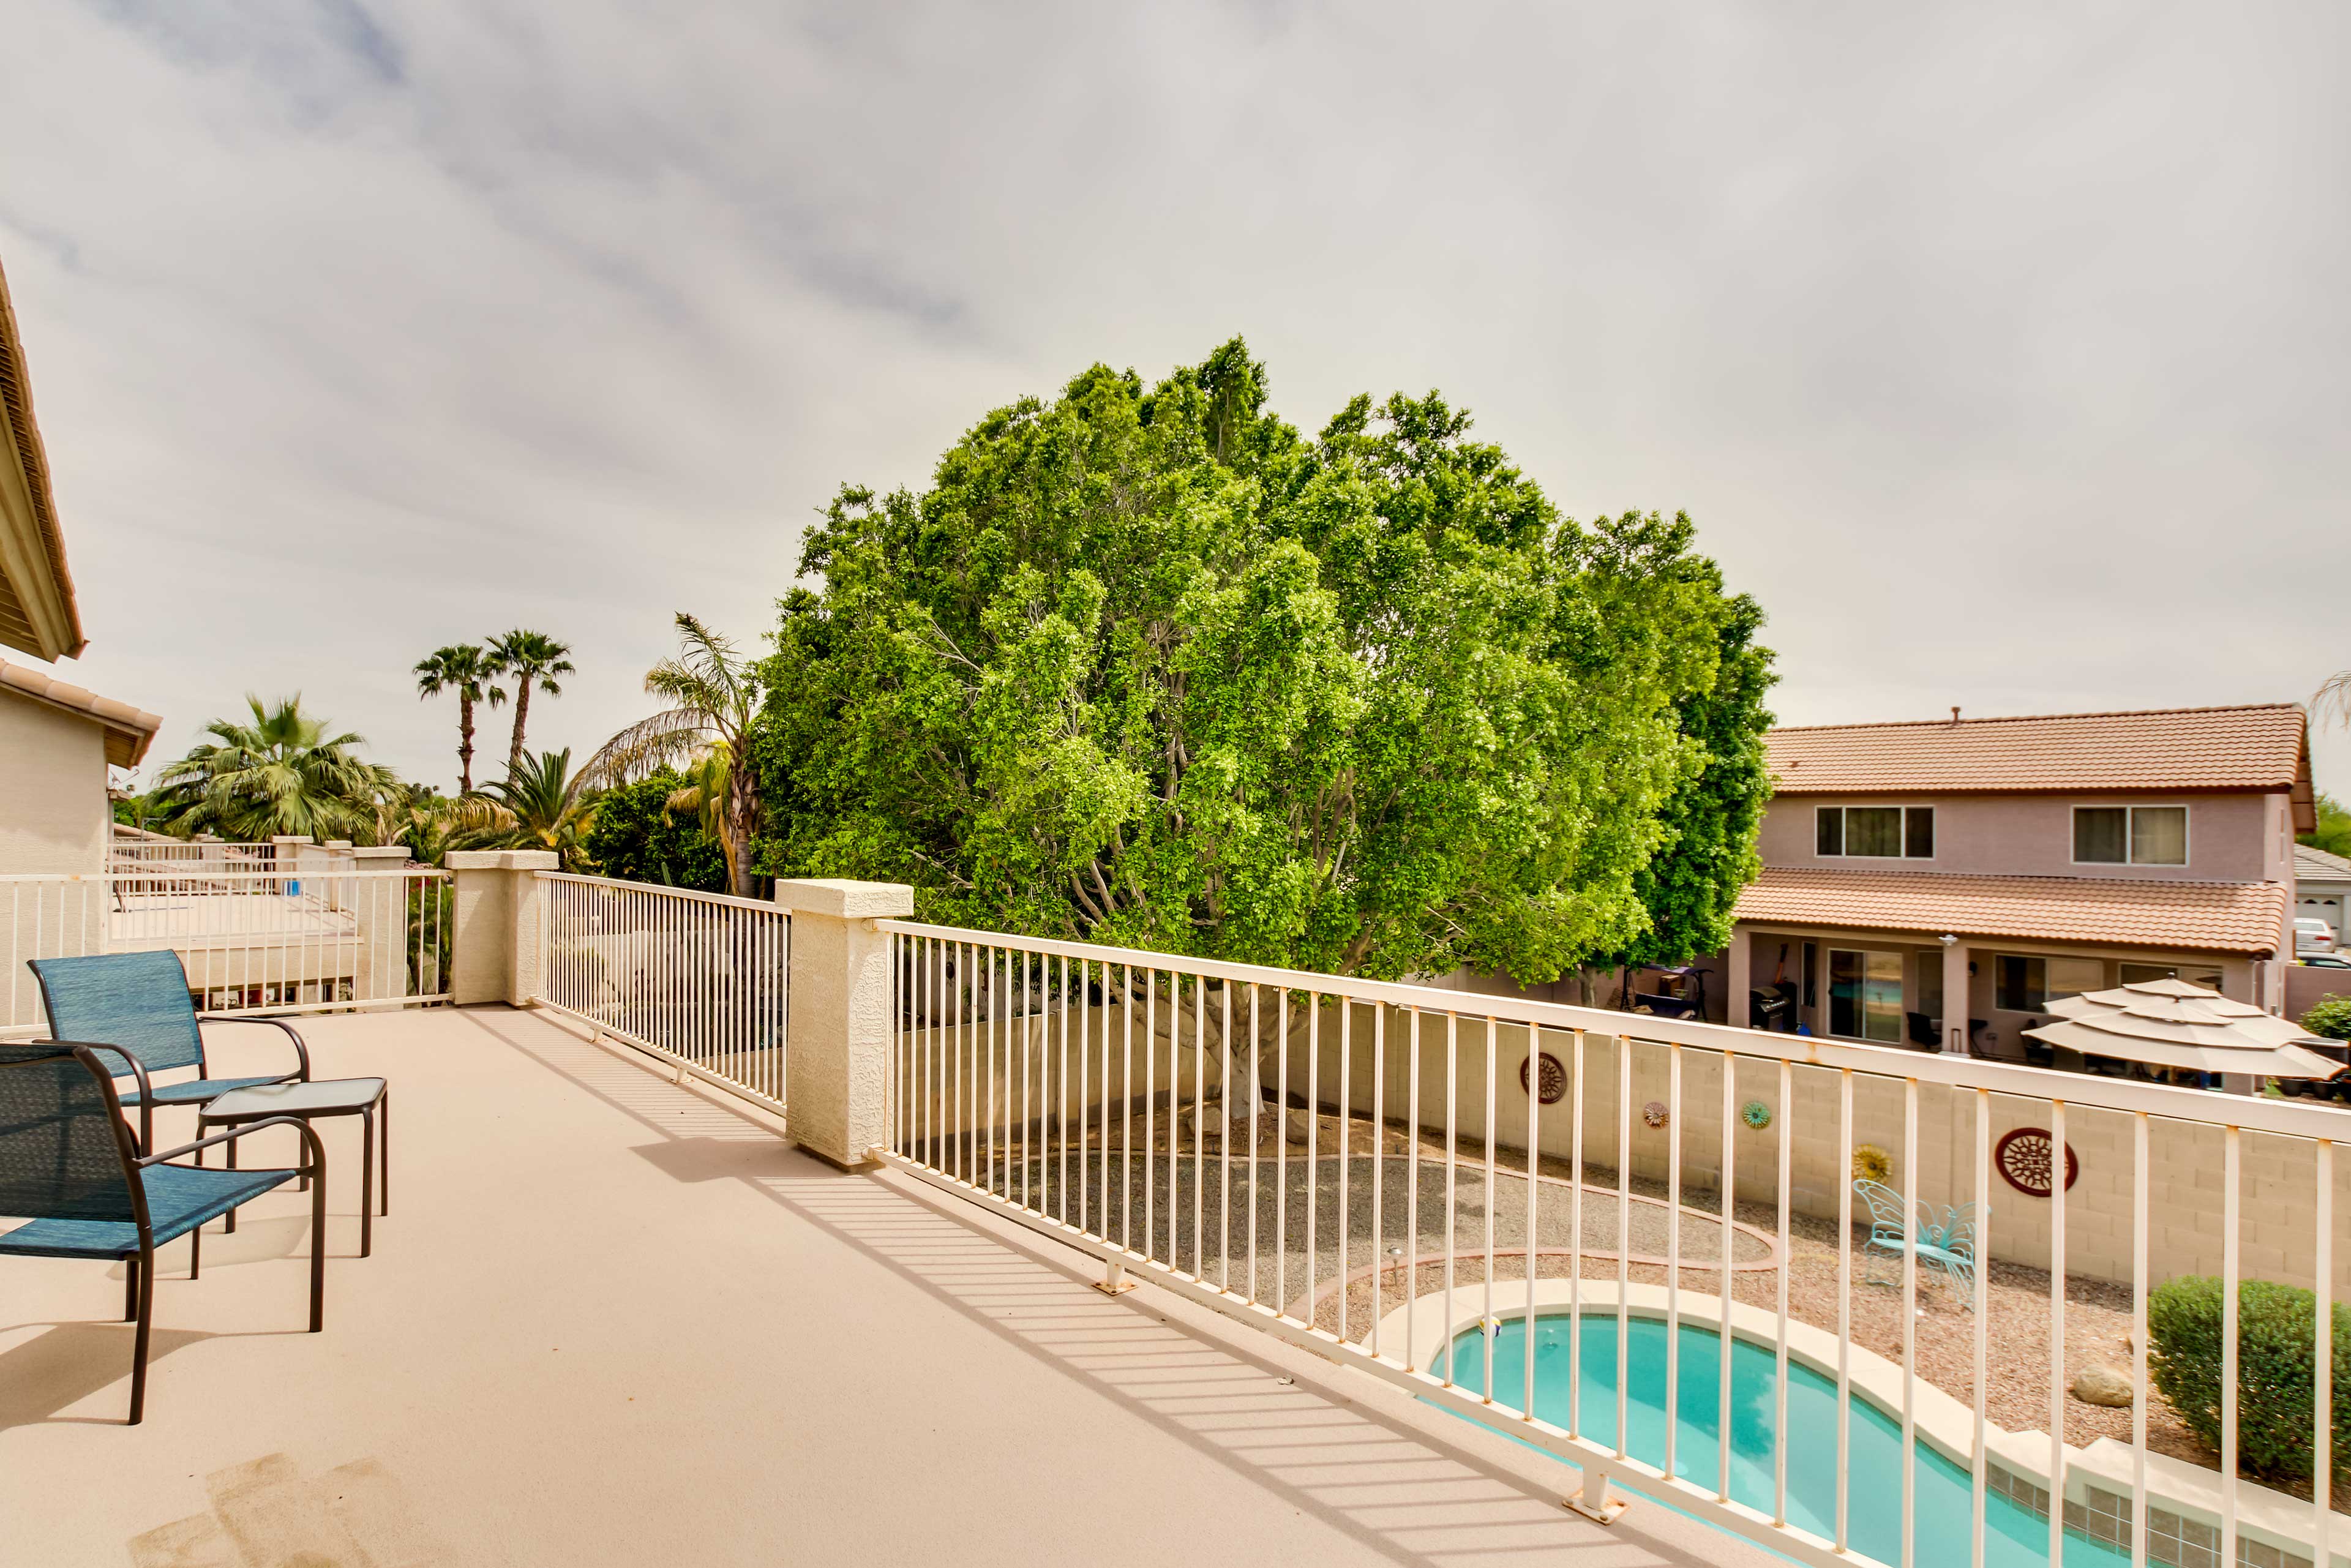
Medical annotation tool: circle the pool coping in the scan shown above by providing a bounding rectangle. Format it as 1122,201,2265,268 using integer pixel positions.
1373,1280,2350,1567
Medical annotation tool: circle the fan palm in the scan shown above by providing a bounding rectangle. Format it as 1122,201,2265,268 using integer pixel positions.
153,696,402,842
449,747,599,870
484,629,574,778
581,613,764,896
414,643,505,793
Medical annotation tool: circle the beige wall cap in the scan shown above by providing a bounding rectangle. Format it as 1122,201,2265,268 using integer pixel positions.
351,846,412,863
771,878,914,920
445,849,559,871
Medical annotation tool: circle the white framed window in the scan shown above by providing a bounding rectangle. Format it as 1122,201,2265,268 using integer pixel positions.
2120,962,2223,991
1815,805,1934,860
2073,805,2188,866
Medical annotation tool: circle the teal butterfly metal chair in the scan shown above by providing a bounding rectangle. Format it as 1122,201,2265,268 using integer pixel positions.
0,1042,324,1423
28,951,310,1154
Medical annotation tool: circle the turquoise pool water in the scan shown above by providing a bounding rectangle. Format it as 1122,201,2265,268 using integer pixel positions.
1441,1313,2128,1567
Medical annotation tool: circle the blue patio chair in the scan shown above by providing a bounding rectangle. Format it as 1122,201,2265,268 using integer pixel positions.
1855,1180,1978,1307
0,1042,324,1424
28,951,310,1154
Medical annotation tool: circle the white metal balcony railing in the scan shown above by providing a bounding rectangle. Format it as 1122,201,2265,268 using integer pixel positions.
869,920,2347,1568
535,871,790,1114
0,868,452,1035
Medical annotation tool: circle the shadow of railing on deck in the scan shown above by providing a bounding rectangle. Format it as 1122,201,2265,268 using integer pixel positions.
462,1007,1728,1568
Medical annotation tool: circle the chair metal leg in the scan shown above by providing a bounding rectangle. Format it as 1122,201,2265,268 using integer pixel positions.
380,1092,389,1216
225,1128,238,1234
129,1245,154,1425
190,1219,200,1279
124,1253,138,1322
360,1109,374,1259
307,1157,326,1332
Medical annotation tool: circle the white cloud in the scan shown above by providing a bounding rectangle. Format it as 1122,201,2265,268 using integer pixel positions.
6,1,2347,793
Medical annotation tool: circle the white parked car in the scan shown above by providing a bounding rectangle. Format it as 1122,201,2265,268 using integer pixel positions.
2298,916,2341,956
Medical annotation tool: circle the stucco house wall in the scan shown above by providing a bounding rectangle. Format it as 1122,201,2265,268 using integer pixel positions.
0,686,108,876
1757,790,2278,883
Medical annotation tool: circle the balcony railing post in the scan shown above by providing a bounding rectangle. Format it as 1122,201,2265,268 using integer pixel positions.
772,878,913,1169
448,850,558,1006
351,846,413,1003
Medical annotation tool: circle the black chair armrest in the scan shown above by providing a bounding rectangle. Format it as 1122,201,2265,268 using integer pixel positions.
198,1015,312,1081
45,1037,157,1155
143,1115,323,1176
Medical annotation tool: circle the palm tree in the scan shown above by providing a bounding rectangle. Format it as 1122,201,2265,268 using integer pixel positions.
370,790,459,866
413,643,505,793
449,748,599,870
484,629,574,778
582,613,765,897
153,696,403,841
660,742,742,884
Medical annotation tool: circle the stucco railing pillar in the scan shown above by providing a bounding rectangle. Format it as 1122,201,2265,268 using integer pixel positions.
773,879,913,1169
1726,927,1752,1028
447,850,559,1007
270,835,313,885
1942,940,1972,1054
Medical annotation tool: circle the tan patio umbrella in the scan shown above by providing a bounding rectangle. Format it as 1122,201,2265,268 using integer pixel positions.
2022,977,2345,1078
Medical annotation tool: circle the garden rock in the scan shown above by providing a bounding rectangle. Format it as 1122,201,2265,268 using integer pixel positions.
2072,1365,2134,1407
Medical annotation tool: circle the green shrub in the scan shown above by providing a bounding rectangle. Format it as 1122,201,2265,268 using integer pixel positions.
582,770,727,892
2301,993,2351,1043
2146,1275,2351,1484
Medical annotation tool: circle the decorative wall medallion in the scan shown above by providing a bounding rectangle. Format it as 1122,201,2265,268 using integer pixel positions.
1995,1128,2079,1196
1741,1100,1772,1130
1852,1144,1894,1184
1520,1051,1567,1105
1642,1100,1669,1128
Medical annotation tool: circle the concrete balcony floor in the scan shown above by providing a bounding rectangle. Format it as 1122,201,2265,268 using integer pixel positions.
3,1005,1762,1568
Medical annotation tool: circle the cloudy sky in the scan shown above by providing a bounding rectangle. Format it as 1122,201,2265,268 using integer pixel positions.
6,2,2347,797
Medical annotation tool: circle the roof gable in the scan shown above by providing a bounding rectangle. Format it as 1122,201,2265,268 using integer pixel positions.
0,255,82,661
0,658,161,767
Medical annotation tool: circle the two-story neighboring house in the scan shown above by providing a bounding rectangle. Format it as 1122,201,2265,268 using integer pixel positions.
1718,704,2313,1060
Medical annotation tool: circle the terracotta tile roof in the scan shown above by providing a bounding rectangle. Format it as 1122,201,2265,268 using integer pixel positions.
0,656,162,767
1767,704,2307,796
1733,866,2290,955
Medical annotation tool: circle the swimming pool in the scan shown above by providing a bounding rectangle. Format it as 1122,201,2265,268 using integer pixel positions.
1440,1313,2129,1567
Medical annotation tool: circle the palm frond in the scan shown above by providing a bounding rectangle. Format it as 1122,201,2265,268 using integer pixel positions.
2317,670,2351,729
577,708,711,787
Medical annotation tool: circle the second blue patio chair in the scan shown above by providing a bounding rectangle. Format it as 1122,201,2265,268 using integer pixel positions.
28,951,310,1155
0,1041,324,1424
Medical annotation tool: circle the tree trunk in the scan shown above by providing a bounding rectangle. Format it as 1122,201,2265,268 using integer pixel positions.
457,694,476,794
508,684,531,778
724,764,762,899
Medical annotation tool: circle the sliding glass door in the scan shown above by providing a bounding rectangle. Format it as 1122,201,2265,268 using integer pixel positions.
1828,949,1904,1043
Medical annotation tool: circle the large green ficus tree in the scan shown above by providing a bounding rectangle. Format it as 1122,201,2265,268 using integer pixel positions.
753,339,1772,985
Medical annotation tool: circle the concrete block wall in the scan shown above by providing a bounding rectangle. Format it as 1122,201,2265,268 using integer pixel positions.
1255,997,2351,1297
872,958,2347,1299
